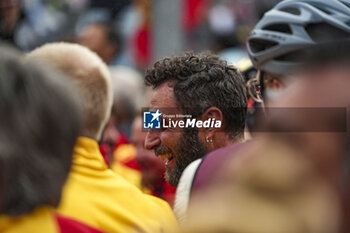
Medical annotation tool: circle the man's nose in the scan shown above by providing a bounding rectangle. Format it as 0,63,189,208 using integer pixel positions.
144,131,161,150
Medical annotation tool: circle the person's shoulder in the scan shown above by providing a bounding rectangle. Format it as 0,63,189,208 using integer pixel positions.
145,194,180,230
194,142,247,184
146,192,173,209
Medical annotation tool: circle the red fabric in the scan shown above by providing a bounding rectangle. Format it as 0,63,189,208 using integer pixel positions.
247,98,254,109
99,144,110,166
149,180,176,207
162,183,176,207
114,133,141,171
122,158,142,171
113,132,130,151
182,0,208,32
55,214,106,233
99,131,130,167
134,26,151,68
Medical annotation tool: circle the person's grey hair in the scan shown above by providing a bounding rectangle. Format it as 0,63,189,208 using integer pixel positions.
0,45,82,216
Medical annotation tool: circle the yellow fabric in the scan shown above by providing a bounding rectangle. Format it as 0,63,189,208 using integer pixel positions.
57,137,178,233
233,57,253,72
114,144,136,162
0,207,58,233
111,144,142,189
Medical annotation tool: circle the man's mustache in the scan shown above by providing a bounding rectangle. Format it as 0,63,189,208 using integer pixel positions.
154,145,174,156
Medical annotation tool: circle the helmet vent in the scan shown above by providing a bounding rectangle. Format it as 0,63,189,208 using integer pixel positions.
249,39,279,53
279,7,301,16
263,24,292,34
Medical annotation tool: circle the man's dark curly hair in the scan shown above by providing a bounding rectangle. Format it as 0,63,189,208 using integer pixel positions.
145,51,247,139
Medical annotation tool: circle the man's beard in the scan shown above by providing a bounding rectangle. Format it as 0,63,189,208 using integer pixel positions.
155,128,208,187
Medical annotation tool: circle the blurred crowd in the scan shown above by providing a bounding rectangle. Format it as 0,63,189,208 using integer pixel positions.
0,0,282,65
0,0,350,233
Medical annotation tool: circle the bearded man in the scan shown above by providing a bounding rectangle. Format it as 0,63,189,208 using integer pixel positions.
144,51,247,187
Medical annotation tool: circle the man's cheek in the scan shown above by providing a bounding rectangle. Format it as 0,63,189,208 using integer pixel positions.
160,131,181,149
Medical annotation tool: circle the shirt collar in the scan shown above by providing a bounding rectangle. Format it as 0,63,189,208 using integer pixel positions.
73,137,107,171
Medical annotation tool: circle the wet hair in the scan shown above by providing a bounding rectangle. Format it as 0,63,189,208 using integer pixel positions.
145,51,247,139
0,45,81,216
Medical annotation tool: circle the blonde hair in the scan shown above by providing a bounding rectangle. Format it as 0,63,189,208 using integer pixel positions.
26,42,112,140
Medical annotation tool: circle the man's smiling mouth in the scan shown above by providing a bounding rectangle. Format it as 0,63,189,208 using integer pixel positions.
158,152,174,166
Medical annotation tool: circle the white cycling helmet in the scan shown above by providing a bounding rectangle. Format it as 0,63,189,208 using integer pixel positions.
247,0,350,76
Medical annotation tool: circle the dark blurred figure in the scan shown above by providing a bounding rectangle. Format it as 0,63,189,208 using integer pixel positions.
100,66,144,168
266,40,350,232
180,40,350,233
0,44,107,233
182,138,341,233
77,22,123,65
0,0,21,46
182,39,350,233
89,0,131,18
132,115,176,206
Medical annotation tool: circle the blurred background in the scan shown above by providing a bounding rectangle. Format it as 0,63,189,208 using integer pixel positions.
0,0,282,69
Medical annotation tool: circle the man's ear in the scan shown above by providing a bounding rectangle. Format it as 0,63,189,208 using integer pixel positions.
200,106,223,123
196,107,223,150
197,107,223,148
200,106,223,135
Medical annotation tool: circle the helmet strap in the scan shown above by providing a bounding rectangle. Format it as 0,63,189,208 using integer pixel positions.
259,70,265,100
